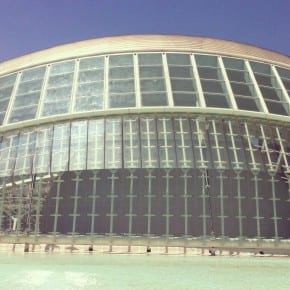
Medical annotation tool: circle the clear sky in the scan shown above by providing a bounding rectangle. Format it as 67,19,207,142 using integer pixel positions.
0,0,289,62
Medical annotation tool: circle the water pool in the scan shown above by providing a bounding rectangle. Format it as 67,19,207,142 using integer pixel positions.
0,253,289,289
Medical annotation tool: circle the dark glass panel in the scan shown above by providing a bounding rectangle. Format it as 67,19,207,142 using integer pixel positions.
231,83,253,96
226,69,248,83
266,101,288,115
195,55,218,67
167,54,191,65
277,67,290,80
281,79,290,91
255,74,275,87
259,86,281,101
250,61,271,74
204,93,230,108
169,66,192,78
198,67,220,80
170,79,195,91
201,80,225,93
173,93,197,106
141,93,168,106
235,97,260,111
222,57,244,70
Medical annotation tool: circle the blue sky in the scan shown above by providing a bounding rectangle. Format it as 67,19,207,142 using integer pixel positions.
0,0,289,62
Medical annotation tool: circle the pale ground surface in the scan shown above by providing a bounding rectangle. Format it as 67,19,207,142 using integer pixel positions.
0,253,290,290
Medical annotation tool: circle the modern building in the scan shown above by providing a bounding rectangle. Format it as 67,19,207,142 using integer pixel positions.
0,35,289,247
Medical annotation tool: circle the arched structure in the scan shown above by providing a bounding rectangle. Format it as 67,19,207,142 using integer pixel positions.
0,35,289,247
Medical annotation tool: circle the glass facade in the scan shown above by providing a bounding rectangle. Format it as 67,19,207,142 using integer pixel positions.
0,53,289,126
0,42,289,241
0,115,289,238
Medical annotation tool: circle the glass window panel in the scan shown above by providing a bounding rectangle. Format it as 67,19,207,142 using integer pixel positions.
250,61,271,74
226,69,249,83
109,94,136,108
174,118,194,168
173,93,197,106
123,117,141,168
259,86,281,101
78,70,104,83
0,74,16,88
105,118,122,168
195,55,218,67
224,121,246,168
169,66,193,78
44,86,72,102
0,99,9,112
138,54,162,65
170,79,195,91
33,125,53,174
76,82,104,97
79,57,104,70
0,133,19,177
277,67,290,80
21,66,46,82
190,118,210,168
47,73,74,88
109,67,134,79
75,95,103,111
41,102,70,117
255,74,275,87
281,78,290,91
87,119,105,169
50,61,75,75
139,66,164,78
51,123,69,172
14,130,36,176
140,79,165,92
198,67,220,80
109,80,135,93
208,120,229,168
141,93,168,106
231,82,253,96
222,57,244,70
167,54,191,65
70,121,87,171
204,93,230,108
9,106,38,123
0,113,5,125
13,92,41,107
201,80,225,93
109,54,133,66
266,101,288,115
0,86,13,100
236,97,260,111
140,117,158,168
17,79,44,94
157,118,176,168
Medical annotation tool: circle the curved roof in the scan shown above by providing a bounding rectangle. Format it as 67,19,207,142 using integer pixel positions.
0,35,289,76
